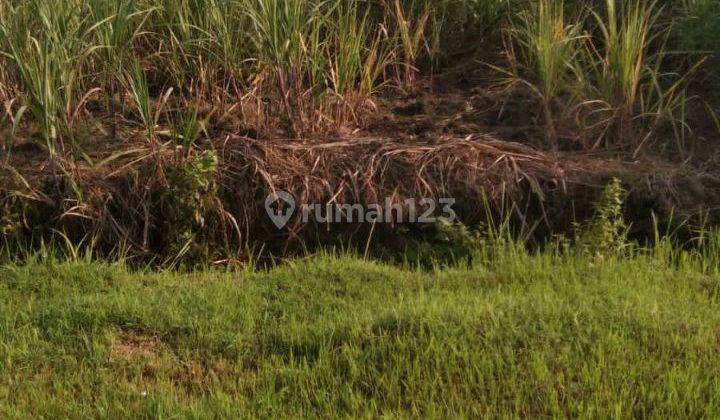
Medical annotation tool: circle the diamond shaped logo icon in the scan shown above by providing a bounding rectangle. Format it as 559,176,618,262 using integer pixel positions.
265,190,296,229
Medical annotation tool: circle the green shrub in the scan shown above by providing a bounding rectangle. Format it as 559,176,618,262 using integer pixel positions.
577,177,629,259
163,150,219,259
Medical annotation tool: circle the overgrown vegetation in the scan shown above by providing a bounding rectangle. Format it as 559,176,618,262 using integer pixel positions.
0,0,719,260
503,0,705,151
0,0,714,146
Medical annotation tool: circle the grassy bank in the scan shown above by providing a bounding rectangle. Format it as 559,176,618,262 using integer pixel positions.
1,0,719,261
2,249,720,417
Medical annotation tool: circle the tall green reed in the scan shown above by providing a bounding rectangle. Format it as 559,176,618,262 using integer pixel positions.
0,0,90,155
508,0,583,146
588,0,658,114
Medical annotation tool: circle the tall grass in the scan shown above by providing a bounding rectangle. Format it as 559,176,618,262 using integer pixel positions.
587,0,658,113
0,0,90,156
244,0,326,134
124,59,155,143
386,0,432,88
0,0,413,145
505,0,700,151
89,0,152,135
508,0,582,146
0,0,715,155
329,2,389,98
583,0,698,151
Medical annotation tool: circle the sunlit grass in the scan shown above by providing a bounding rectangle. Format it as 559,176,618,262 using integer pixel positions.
0,0,715,151
502,0,703,152
508,0,583,146
1,247,720,417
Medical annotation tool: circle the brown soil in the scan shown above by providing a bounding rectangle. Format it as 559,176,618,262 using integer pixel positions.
111,331,165,362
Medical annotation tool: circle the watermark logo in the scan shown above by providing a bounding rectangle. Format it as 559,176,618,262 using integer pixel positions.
265,190,296,229
265,190,456,229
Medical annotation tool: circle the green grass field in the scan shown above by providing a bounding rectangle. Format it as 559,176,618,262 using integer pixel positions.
2,251,720,417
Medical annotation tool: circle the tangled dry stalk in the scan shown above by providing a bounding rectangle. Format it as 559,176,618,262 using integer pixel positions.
0,136,567,259
2,131,717,263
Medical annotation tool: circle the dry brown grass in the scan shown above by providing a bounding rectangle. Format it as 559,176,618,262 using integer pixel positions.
0,135,568,259
4,128,714,263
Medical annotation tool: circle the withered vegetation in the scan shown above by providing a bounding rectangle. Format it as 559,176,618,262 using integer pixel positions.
1,0,719,262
